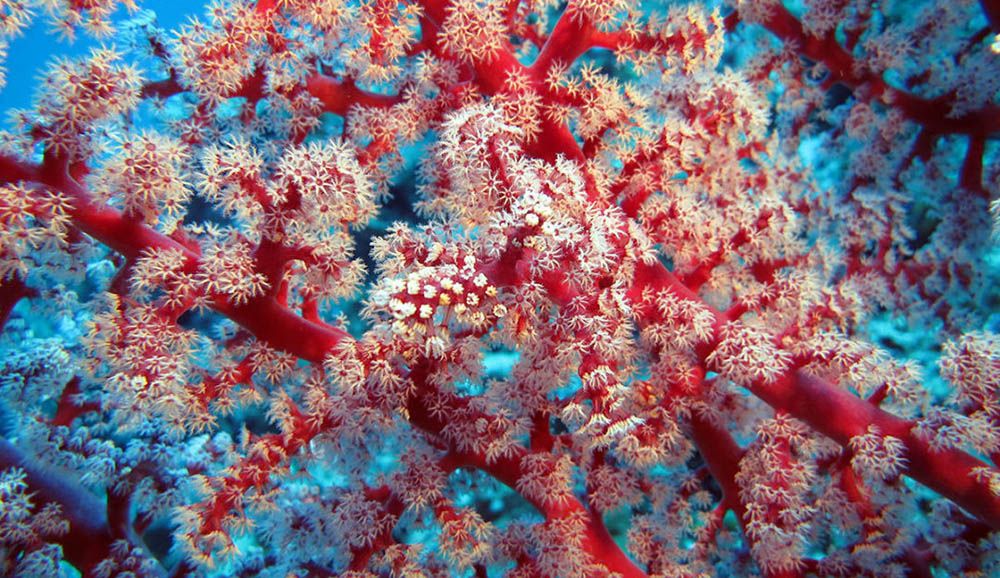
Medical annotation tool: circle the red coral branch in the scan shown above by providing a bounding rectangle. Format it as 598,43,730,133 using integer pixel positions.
754,3,999,195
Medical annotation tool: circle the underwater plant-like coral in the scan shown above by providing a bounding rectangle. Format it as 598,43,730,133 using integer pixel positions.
0,0,998,576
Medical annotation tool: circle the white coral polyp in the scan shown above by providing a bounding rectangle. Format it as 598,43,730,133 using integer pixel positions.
706,321,792,385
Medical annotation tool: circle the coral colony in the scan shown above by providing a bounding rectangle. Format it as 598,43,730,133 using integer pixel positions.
0,0,999,576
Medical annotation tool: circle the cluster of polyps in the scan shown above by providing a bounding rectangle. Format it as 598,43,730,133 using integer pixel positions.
371,248,507,351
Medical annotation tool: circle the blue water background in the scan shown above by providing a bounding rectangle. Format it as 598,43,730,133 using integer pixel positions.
0,2,205,112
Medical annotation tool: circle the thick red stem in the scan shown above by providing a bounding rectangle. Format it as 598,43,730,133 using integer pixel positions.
0,276,34,331
0,439,121,575
305,74,402,115
755,371,1000,528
